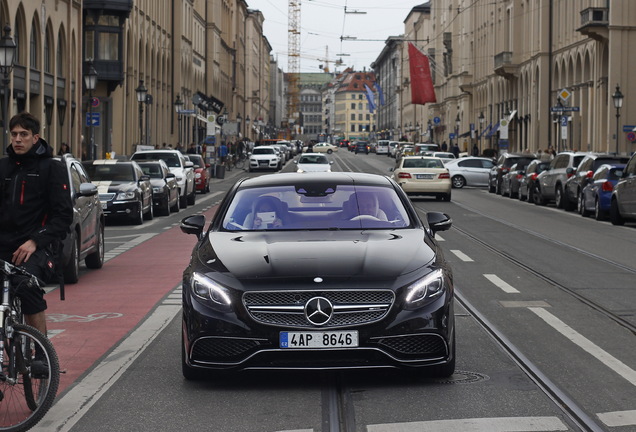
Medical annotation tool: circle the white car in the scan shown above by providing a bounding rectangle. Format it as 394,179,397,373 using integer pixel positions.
376,140,390,155
305,142,338,154
130,149,195,208
431,152,457,164
248,146,282,172
444,156,495,188
391,156,451,201
294,153,333,173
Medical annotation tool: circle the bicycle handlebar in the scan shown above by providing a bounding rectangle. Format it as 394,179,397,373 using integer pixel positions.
0,258,45,289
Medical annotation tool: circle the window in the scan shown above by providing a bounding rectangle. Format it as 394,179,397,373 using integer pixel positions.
44,32,52,73
351,103,355,109
358,103,362,110
351,114,355,121
30,24,38,68
366,114,370,120
358,114,363,121
351,125,355,132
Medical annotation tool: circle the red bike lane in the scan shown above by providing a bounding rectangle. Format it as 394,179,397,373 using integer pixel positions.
44,207,216,396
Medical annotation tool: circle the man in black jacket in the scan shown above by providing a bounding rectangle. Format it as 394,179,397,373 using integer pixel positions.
0,112,73,345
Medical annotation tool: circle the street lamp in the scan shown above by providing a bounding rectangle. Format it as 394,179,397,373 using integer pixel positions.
246,115,251,140
84,59,98,159
0,25,17,155
478,111,485,155
174,95,184,147
135,80,147,148
237,112,242,138
612,84,623,155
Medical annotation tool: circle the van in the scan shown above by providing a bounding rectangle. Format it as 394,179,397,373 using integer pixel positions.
376,140,390,155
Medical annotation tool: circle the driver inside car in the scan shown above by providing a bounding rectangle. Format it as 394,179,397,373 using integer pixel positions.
354,191,388,221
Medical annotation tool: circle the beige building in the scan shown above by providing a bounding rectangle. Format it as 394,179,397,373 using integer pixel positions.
395,0,636,155
333,68,377,141
0,0,273,159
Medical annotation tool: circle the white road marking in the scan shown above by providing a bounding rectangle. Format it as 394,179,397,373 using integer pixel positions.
597,410,636,427
435,234,445,241
31,300,182,432
529,307,636,386
450,249,474,262
366,416,568,431
103,232,158,262
484,274,520,293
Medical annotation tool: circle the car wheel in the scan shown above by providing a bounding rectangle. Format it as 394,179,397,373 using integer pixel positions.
205,181,210,193
327,149,333,154
133,202,144,225
610,198,625,225
188,189,196,205
451,176,465,189
562,188,575,211
443,192,451,202
85,223,105,269
495,179,502,195
518,188,526,201
171,195,180,213
161,197,171,216
63,233,80,284
594,198,606,221
144,199,154,220
578,193,587,217
533,185,546,206
179,194,188,209
488,180,496,193
555,186,565,209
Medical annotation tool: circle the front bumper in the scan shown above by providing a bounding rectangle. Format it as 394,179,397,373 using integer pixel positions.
182,287,454,371
101,200,141,217
249,159,279,170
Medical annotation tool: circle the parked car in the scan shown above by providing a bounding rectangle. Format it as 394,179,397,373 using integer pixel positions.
130,149,195,208
610,153,636,225
354,141,370,154
489,153,536,194
83,160,153,225
185,154,211,193
579,164,625,220
137,160,180,216
294,153,333,173
518,159,550,202
55,154,105,284
388,141,399,158
179,172,456,379
395,143,415,160
430,152,456,164
444,156,495,188
248,146,282,172
391,156,451,201
501,158,533,198
564,153,631,211
534,151,589,208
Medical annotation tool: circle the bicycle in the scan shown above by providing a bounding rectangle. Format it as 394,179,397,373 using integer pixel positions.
0,259,59,432
234,152,246,170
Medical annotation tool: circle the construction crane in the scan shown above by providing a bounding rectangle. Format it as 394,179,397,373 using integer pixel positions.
287,0,301,130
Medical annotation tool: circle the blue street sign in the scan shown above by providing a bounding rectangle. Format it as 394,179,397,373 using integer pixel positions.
449,133,456,139
86,112,100,126
550,106,580,112
433,116,441,125
561,116,568,127
622,125,636,133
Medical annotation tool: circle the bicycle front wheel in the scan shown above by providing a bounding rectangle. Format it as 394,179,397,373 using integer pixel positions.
0,324,60,432
234,158,245,170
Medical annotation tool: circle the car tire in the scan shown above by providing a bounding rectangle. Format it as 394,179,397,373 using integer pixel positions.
85,223,105,269
179,194,188,209
171,196,180,213
594,198,606,221
533,185,546,206
160,197,171,216
562,187,575,211
555,186,565,209
188,189,196,205
63,233,80,284
144,200,154,220
451,176,465,189
578,193,590,217
442,193,451,202
327,149,333,154
488,180,496,193
518,188,526,201
133,202,144,225
610,198,625,226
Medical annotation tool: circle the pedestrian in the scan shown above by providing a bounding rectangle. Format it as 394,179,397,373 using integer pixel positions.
218,141,229,163
472,143,479,156
187,143,198,154
441,141,448,152
0,112,73,375
57,142,71,156
451,142,460,158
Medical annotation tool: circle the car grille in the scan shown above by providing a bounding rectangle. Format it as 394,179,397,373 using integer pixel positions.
374,334,447,357
191,337,266,363
243,290,394,328
99,193,115,202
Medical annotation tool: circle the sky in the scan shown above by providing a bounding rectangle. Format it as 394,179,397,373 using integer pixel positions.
253,0,421,73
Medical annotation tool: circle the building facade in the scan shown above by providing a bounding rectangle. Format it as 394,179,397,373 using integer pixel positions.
333,69,377,142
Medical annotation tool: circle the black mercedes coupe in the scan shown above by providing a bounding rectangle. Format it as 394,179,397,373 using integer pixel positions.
180,172,455,380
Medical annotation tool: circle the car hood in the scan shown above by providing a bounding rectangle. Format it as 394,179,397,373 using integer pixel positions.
93,180,138,193
196,230,435,282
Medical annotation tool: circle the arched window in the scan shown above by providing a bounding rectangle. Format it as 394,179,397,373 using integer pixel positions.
30,22,38,68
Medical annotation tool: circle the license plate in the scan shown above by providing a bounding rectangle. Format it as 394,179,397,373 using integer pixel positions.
416,174,435,179
280,331,358,349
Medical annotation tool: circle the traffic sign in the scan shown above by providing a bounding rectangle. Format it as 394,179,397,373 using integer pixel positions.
558,89,571,101
622,125,636,133
550,106,580,112
91,97,99,108
627,132,636,142
86,112,100,126
433,117,441,125
561,116,568,127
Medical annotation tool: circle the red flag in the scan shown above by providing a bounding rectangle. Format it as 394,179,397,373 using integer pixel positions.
408,42,436,105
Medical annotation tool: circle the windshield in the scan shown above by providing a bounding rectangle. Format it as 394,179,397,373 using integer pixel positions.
139,164,164,179
222,185,410,231
133,152,181,167
298,155,329,164
253,148,275,155
84,164,134,181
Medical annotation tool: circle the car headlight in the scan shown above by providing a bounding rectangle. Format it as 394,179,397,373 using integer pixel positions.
195,173,201,179
176,176,183,182
152,187,163,194
116,191,136,200
190,272,232,311
404,269,445,310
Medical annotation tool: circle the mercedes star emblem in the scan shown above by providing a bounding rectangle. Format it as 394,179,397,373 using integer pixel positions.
305,296,333,326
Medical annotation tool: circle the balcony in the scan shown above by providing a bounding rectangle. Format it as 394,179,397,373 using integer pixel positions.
577,7,609,41
494,52,519,80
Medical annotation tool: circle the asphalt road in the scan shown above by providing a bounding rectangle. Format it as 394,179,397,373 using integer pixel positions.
34,149,636,432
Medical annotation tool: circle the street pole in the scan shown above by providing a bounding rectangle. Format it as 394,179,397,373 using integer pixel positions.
0,25,17,156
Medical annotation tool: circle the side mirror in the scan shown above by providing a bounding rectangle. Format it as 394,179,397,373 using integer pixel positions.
180,215,206,238
185,161,194,168
166,172,176,178
79,182,98,197
330,161,334,165
427,212,452,234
